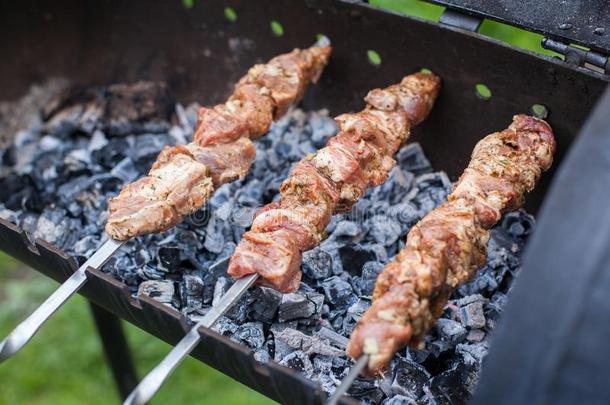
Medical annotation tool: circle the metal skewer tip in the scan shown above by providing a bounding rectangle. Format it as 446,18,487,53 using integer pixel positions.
123,273,259,405
327,354,370,405
0,237,124,363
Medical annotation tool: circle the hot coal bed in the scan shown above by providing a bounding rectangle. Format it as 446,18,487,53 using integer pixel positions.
0,82,534,404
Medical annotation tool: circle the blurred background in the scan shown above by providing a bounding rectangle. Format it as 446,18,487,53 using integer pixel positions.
0,1,554,404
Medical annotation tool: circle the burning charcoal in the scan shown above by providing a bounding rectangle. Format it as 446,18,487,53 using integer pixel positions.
459,301,487,329
232,321,265,350
174,229,200,258
310,111,337,147
92,138,130,169
157,246,181,272
427,362,478,404
455,292,487,305
342,299,370,334
487,292,509,318
502,210,536,239
390,201,420,227
352,261,384,297
33,208,70,246
180,275,204,310
382,395,418,405
133,249,152,268
212,317,238,336
247,286,282,322
105,81,174,124
73,235,100,260
466,330,485,343
0,175,36,211
253,349,271,364
302,248,333,280
226,287,251,323
204,226,225,254
456,294,487,329
273,328,343,358
133,134,174,164
436,318,467,344
332,220,362,239
347,378,384,404
278,292,324,322
456,342,488,365
391,358,430,399
57,176,94,206
207,257,230,278
315,327,349,349
279,351,314,379
338,244,378,275
395,143,431,175
212,277,231,307
138,280,175,304
428,339,452,358
110,157,139,183
368,215,402,246
321,276,355,307
317,370,341,394
88,130,108,151
312,354,334,376
187,206,210,228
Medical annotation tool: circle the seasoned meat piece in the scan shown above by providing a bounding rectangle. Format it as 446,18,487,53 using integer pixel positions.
106,43,331,240
347,114,555,375
228,72,441,292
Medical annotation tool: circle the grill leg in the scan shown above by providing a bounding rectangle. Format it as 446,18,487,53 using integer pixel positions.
89,302,139,400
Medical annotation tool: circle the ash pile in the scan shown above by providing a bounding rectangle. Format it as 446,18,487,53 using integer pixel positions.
0,81,535,404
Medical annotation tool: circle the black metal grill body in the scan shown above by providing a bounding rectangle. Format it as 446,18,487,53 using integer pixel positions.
0,1,608,404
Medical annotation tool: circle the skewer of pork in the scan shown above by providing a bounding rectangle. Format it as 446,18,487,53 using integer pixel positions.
106,43,332,240
228,71,441,291
124,72,441,405
0,42,331,363
329,114,555,404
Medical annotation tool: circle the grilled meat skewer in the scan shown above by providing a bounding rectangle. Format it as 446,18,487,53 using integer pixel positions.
0,43,331,364
124,75,440,405
228,71,441,292
106,43,332,240
347,115,555,375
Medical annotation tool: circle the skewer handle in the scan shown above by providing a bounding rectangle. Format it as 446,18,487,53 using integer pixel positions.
0,238,124,362
327,354,370,405
124,273,259,405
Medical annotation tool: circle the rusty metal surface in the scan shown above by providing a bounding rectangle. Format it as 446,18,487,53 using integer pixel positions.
0,0,608,403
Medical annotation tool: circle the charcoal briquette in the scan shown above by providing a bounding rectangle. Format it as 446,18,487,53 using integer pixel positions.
233,321,265,350
391,358,430,399
138,280,175,304
278,292,324,322
302,247,333,280
321,276,355,307
248,286,282,323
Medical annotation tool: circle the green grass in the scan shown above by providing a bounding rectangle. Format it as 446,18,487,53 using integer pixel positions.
0,259,274,405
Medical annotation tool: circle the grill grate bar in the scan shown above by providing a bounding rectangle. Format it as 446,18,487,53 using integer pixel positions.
0,238,124,362
124,273,259,405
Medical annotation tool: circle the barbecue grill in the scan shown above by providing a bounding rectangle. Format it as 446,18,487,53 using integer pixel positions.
1,0,609,404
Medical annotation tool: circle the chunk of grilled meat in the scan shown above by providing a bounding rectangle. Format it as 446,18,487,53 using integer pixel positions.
347,115,555,375
228,72,441,292
105,44,332,240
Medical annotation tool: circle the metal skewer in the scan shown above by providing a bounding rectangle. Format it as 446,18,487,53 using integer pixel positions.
123,272,259,405
327,354,370,405
0,237,124,362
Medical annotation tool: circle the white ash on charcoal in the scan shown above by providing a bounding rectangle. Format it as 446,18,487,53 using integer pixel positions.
0,82,536,404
